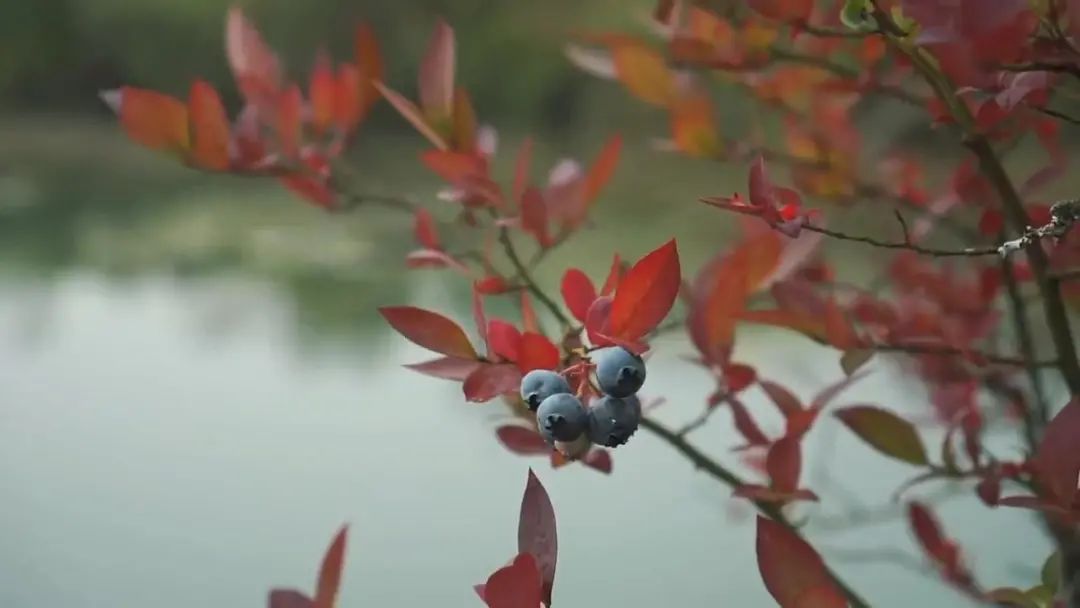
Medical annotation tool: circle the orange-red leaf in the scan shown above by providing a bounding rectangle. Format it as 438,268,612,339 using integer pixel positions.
517,333,560,373
512,138,534,205
379,306,477,360
561,269,598,324
766,436,802,493
521,293,540,334
225,7,282,113
463,363,522,402
104,87,190,155
606,36,676,106
521,186,551,248
334,64,363,133
496,425,550,456
312,525,348,608
519,469,557,606
413,209,440,250
419,20,455,120
374,82,448,149
481,552,543,608
600,254,623,296
452,88,477,153
671,93,720,157
354,22,383,118
405,356,482,381
277,85,303,159
583,134,623,205
187,80,230,171
309,53,336,134
609,239,681,340
756,517,845,608
420,150,484,183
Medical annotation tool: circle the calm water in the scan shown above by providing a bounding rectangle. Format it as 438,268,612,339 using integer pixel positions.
0,122,1051,607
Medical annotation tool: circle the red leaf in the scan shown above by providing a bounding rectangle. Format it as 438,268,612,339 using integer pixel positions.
585,295,614,346
908,502,975,590
1034,398,1080,506
730,397,770,447
600,254,623,296
104,87,189,156
517,333,560,373
747,0,813,21
309,54,336,134
187,80,230,171
420,150,484,183
518,469,558,606
581,448,613,474
413,209,440,250
521,293,540,334
333,64,363,133
225,7,282,114
404,356,482,381
582,134,622,205
561,269,598,324
276,85,302,159
497,426,551,455
609,239,681,340
354,22,383,118
268,590,314,608
512,138,533,205
373,82,448,150
379,306,477,360
767,436,802,493
313,526,347,608
482,553,543,608
463,363,522,402
488,320,522,362
760,381,803,418
756,517,845,607
473,288,489,357
521,187,551,248
419,20,455,120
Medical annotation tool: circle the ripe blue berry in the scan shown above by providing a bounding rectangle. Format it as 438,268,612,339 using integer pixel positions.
593,346,646,398
536,393,589,444
520,369,571,411
587,395,641,447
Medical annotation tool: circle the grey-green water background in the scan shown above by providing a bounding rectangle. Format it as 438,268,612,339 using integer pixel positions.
0,0,1069,605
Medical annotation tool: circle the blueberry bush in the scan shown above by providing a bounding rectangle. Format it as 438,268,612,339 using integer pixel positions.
103,1,1080,606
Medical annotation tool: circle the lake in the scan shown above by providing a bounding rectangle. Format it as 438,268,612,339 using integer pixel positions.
0,119,1052,607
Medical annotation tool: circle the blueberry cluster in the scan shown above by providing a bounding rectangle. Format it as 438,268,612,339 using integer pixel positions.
519,346,646,454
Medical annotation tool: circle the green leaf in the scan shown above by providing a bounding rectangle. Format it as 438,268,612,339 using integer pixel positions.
840,0,877,31
1041,550,1061,592
985,587,1040,608
835,405,929,466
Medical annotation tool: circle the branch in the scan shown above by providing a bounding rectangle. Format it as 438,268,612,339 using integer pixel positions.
638,416,873,608
801,223,1000,257
497,227,572,328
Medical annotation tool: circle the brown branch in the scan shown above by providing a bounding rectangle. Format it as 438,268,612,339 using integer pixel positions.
801,223,1000,257
638,416,872,608
497,227,572,328
1000,61,1080,80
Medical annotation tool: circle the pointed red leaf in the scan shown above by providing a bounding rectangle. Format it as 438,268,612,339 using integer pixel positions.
463,363,522,402
766,436,802,493
276,85,302,159
585,295,614,346
482,552,543,608
404,356,482,381
333,63,363,133
309,54,336,134
420,150,484,183
581,448,613,474
451,88,477,152
225,8,282,113
756,516,845,608
609,239,681,340
760,381,803,418
488,320,522,362
907,501,975,589
413,209,440,250
379,306,477,359
512,138,534,205
419,20,455,120
373,82,447,149
600,254,622,296
497,426,551,456
582,134,622,204
104,87,189,155
730,397,770,447
521,293,540,334
313,526,347,608
521,187,551,248
517,333,560,373
187,80,230,171
268,590,314,608
354,22,383,118
518,469,557,606
1034,398,1080,506
561,269,598,324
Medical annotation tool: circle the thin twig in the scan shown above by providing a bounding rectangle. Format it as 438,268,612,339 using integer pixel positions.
801,223,1001,257
638,416,873,608
497,227,572,328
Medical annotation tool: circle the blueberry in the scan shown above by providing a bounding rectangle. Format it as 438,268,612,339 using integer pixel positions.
536,393,589,444
555,435,592,460
593,347,646,398
587,395,641,447
520,369,571,411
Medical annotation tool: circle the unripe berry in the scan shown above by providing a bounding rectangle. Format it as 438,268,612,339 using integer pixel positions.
593,346,646,398
536,393,589,443
520,369,571,411
587,394,641,447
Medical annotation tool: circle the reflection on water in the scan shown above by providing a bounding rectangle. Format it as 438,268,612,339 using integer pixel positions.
0,123,1050,607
